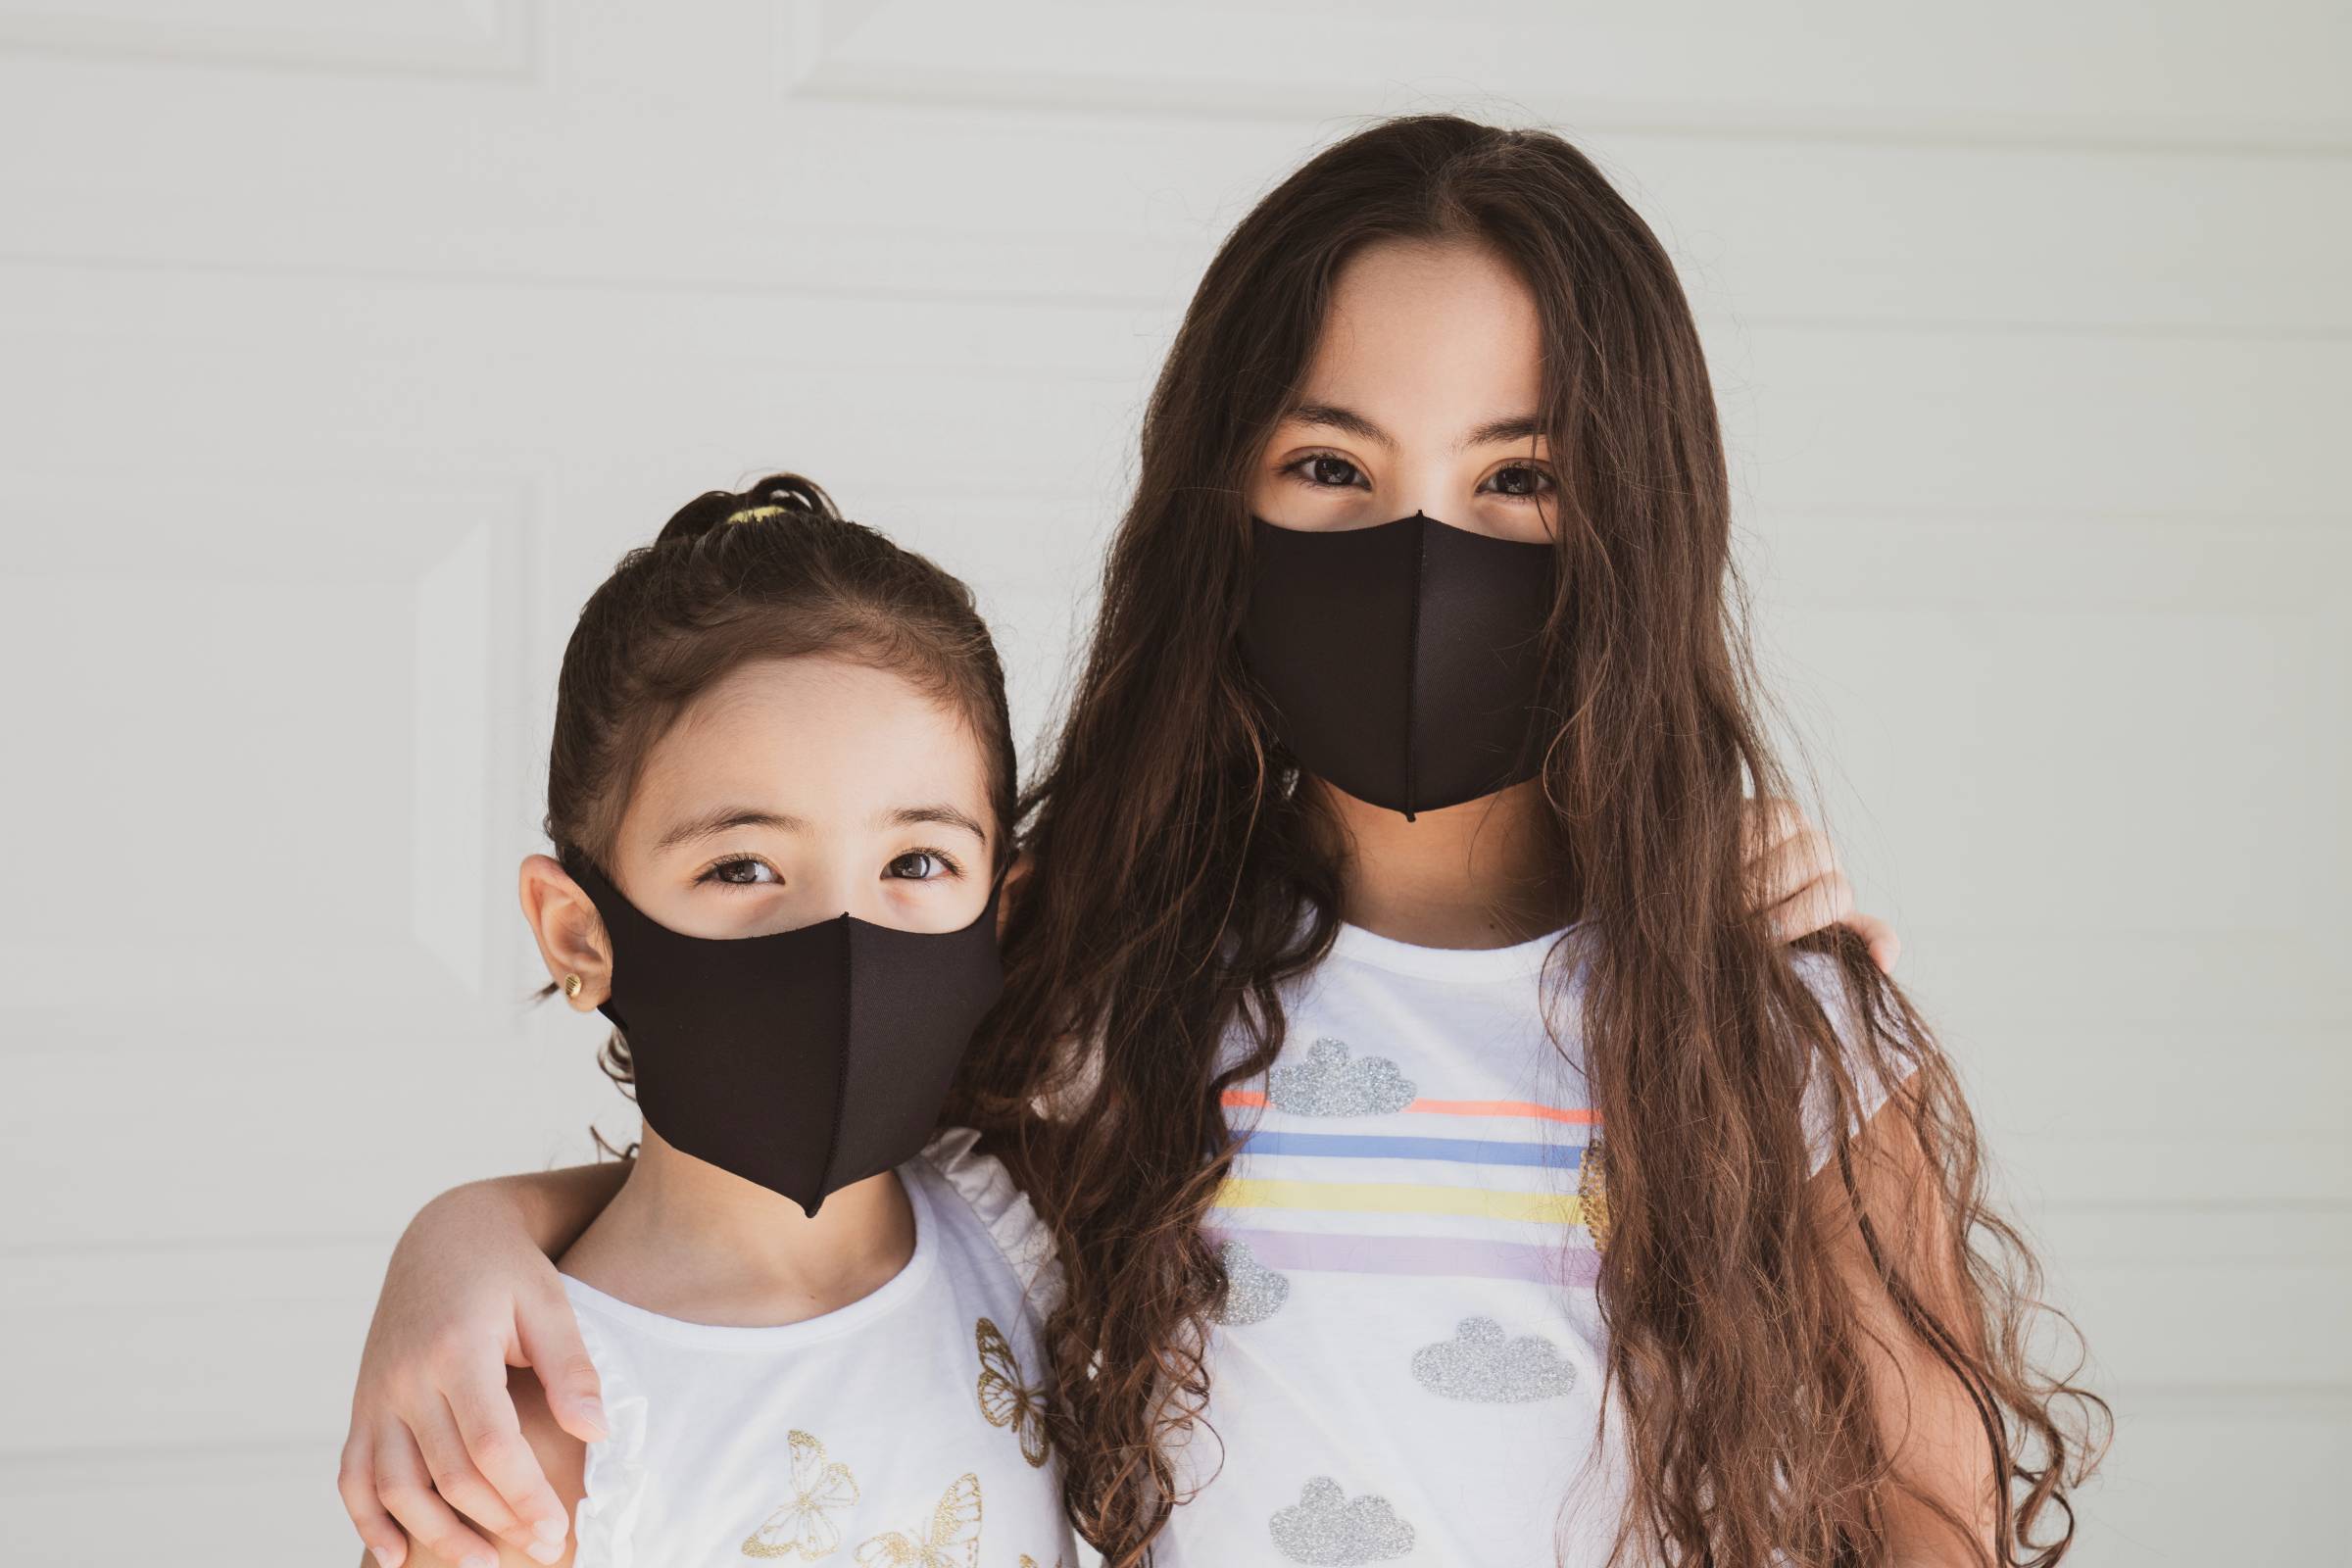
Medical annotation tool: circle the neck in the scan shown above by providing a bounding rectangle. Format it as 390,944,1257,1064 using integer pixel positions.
1318,776,1575,949
560,1124,915,1327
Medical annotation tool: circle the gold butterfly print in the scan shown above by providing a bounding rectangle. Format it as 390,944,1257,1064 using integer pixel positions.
1578,1136,1612,1254
852,1471,982,1568
741,1429,860,1560
973,1316,1050,1468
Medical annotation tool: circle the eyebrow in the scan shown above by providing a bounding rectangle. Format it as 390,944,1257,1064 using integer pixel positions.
652,807,808,853
1283,402,1546,454
1287,402,1395,450
887,804,991,844
1462,413,1546,449
652,804,990,854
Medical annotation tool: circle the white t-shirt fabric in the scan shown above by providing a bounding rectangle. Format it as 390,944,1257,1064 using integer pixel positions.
563,1132,1076,1568
1143,921,1897,1568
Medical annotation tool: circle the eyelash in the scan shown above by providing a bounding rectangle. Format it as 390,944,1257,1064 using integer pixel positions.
888,848,965,881
696,855,779,888
1281,451,1373,491
692,850,967,888
1278,451,1557,501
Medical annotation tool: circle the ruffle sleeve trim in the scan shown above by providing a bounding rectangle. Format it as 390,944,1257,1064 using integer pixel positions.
567,1291,651,1568
919,1126,1064,1313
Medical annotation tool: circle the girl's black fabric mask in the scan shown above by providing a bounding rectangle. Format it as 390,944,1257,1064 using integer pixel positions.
566,856,1004,1215
1239,513,1559,818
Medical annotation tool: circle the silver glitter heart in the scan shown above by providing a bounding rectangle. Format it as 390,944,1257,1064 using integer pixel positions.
1409,1315,1576,1403
1267,1476,1416,1565
1210,1237,1291,1326
1265,1037,1416,1118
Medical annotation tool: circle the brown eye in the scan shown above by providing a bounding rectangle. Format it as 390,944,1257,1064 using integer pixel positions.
886,851,954,881
1300,455,1364,489
1483,464,1553,499
703,857,779,886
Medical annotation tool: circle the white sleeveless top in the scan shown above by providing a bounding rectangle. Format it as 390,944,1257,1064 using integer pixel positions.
1154,930,1892,1566
563,1132,1076,1568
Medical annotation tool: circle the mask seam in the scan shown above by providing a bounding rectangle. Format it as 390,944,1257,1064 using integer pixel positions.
815,919,851,1206
1402,514,1428,821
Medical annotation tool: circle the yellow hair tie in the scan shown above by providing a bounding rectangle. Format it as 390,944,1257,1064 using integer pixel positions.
726,504,789,524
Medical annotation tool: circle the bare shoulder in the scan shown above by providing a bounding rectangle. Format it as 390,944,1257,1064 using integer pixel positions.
1806,1091,1952,1295
394,1369,588,1568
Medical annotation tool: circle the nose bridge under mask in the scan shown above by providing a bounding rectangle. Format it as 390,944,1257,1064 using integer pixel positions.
1239,513,1557,818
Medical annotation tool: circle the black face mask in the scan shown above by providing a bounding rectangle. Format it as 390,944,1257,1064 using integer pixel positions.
565,856,1004,1216
1239,513,1558,819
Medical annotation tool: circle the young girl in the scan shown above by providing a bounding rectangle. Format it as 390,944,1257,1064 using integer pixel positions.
387,475,1076,1568
343,117,2101,1568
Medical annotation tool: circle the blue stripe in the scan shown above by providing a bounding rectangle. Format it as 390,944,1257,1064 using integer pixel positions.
1235,1129,1584,1170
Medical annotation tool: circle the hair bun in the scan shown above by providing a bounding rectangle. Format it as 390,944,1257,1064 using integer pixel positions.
736,473,841,521
655,471,842,546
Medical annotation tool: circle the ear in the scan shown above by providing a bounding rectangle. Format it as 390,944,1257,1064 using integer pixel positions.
518,854,614,1009
996,848,1033,942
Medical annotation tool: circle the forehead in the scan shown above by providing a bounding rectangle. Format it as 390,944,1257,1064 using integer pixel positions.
1299,238,1544,427
633,656,992,824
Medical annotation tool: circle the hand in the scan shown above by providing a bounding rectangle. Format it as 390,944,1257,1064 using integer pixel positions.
337,1184,607,1568
1743,798,1900,974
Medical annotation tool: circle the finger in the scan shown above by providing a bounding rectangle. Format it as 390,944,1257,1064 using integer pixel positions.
411,1393,528,1550
1845,910,1902,974
515,1288,608,1445
375,1424,500,1568
1749,826,1841,918
338,1428,409,1568
1766,867,1856,944
1740,797,1807,858
449,1363,571,1554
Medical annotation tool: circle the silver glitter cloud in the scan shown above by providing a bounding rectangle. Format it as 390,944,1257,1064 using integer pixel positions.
1211,1237,1292,1327
1409,1316,1576,1403
1265,1036,1417,1118
1267,1476,1416,1565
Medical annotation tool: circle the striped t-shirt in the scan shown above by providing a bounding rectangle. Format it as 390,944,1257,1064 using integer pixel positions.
1156,919,1881,1567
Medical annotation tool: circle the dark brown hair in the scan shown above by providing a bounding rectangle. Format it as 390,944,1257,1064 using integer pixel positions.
955,116,2105,1565
543,472,1018,1088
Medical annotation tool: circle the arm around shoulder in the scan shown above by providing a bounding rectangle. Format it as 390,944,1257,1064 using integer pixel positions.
453,1161,630,1259
338,1167,622,1567
387,1369,587,1568
1812,1102,1998,1566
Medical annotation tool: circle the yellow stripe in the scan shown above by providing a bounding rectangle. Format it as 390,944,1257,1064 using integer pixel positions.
1216,1177,1583,1225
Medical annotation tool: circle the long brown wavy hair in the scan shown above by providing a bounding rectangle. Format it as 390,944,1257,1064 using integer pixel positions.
953,115,2105,1566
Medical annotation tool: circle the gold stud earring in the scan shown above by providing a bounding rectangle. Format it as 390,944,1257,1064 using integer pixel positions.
563,973,584,999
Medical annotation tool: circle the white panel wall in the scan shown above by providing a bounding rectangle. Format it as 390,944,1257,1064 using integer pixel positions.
0,3,2342,1562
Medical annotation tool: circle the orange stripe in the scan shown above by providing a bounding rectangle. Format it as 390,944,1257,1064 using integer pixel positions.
1410,1098,1599,1125
1220,1089,1597,1126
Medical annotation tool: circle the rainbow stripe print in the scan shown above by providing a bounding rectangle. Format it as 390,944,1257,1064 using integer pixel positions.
1210,1086,1604,1289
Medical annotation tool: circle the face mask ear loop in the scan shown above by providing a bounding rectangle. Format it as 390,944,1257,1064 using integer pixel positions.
1401,513,1429,822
